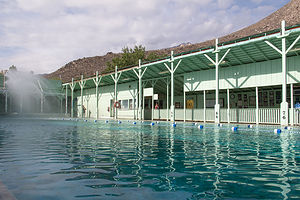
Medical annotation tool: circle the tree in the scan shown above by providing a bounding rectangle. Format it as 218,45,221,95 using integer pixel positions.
105,45,165,73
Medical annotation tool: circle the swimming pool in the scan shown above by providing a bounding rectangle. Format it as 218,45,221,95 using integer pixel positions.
0,117,299,199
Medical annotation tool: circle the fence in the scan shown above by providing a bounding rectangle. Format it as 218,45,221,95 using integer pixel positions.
152,107,300,125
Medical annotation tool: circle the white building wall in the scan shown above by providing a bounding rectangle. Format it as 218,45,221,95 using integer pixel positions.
184,56,300,92
77,81,138,119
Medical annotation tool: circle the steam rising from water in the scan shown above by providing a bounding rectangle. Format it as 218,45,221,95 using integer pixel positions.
6,71,42,113
6,70,63,114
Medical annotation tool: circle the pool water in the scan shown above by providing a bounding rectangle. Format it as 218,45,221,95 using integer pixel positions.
0,117,299,199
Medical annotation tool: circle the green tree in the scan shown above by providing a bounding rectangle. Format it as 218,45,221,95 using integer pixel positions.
105,45,165,73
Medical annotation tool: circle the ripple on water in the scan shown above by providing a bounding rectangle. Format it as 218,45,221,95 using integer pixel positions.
0,118,299,199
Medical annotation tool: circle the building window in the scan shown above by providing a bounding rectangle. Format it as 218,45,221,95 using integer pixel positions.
129,99,133,109
121,100,128,109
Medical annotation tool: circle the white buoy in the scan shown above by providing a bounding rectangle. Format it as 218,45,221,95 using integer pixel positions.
218,124,223,127
156,121,160,124
274,129,281,133
287,127,292,130
194,123,198,126
198,125,204,129
231,127,238,132
248,125,253,128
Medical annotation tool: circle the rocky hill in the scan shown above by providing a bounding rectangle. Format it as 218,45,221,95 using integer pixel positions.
45,0,300,83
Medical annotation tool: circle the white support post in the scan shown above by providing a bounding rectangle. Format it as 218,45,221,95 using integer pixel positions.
184,91,186,122
111,66,122,120
128,87,137,120
265,20,300,126
79,75,86,118
204,90,206,122
143,85,145,120
166,78,169,121
151,80,157,121
93,71,102,119
256,87,259,125
65,85,68,115
170,54,175,122
227,89,230,124
204,38,230,124
164,51,182,122
69,78,76,118
291,83,294,126
133,60,147,121
37,80,44,113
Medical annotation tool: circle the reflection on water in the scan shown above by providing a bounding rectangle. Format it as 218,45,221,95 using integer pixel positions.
0,117,300,199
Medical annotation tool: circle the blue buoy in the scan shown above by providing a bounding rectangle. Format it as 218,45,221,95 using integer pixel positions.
133,122,136,125
172,123,176,127
94,120,97,122
248,125,253,128
84,119,88,122
62,118,64,120
274,129,281,133
150,122,155,126
105,120,108,123
231,126,238,132
218,124,223,127
198,125,204,129
118,121,122,124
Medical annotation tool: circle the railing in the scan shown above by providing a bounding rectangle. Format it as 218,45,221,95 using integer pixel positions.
259,108,280,124
153,108,283,125
290,108,300,125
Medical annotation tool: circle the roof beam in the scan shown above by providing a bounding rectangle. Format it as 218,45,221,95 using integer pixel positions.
196,55,211,69
252,43,270,61
238,46,256,63
227,51,244,65
286,37,300,56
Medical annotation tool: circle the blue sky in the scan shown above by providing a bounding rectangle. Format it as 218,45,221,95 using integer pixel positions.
0,0,289,73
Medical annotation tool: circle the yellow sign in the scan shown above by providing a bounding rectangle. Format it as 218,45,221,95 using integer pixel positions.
187,99,194,109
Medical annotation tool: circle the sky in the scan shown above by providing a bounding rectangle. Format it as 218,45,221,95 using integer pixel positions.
0,0,289,74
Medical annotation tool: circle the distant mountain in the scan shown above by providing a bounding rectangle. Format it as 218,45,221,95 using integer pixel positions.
45,0,300,83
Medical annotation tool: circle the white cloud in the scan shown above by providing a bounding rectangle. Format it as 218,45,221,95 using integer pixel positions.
0,0,288,74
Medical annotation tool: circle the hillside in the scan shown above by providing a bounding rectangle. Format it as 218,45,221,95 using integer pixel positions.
45,0,300,83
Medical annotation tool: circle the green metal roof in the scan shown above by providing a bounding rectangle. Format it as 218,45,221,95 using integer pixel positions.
65,23,300,96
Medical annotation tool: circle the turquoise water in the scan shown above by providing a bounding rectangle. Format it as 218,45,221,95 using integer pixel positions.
0,117,300,199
